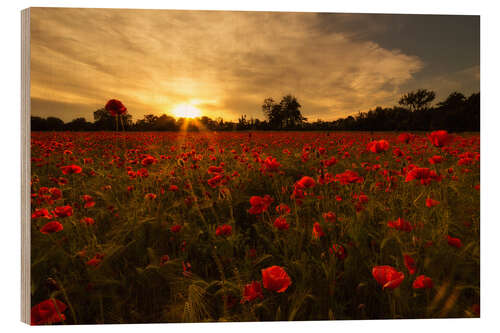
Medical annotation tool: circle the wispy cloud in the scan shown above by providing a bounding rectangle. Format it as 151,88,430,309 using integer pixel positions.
30,8,474,122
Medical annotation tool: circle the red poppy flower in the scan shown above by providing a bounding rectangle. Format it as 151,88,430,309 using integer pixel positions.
397,133,414,144
447,235,462,248
169,185,179,192
263,156,281,172
40,221,63,234
387,218,413,232
145,193,157,200
372,265,405,289
312,222,325,240
323,211,337,223
405,167,441,185
80,217,95,225
426,198,440,208
82,195,95,208
275,203,291,215
458,157,474,166
31,208,53,219
171,225,182,233
367,139,389,153
248,195,274,215
274,216,290,230
58,177,69,185
48,188,62,200
323,156,337,167
160,254,170,266
297,176,316,188
31,299,67,325
38,187,49,195
54,205,73,218
208,166,224,174
137,168,149,178
329,243,347,260
428,155,443,164
356,193,369,204
429,130,452,147
403,254,416,275
412,275,433,289
105,99,127,116
82,194,93,202
241,281,264,303
335,170,363,185
86,253,104,267
207,174,226,188
141,155,157,166
215,224,232,236
182,261,192,277
60,165,82,175
261,266,292,293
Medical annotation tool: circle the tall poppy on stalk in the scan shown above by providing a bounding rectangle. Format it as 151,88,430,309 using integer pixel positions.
105,99,127,131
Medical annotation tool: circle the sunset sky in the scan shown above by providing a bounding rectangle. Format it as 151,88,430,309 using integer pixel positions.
30,8,479,122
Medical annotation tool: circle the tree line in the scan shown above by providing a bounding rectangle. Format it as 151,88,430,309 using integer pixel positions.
31,90,479,132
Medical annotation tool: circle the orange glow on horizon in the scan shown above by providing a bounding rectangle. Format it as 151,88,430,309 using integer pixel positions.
171,103,202,119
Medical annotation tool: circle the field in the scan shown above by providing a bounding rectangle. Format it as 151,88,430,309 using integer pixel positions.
29,130,480,324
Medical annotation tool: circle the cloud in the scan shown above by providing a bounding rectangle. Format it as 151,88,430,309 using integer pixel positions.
31,8,427,122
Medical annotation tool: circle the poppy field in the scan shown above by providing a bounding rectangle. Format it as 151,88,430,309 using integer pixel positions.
29,130,480,324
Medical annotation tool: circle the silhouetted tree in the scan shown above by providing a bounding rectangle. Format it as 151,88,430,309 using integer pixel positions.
399,89,436,112
30,90,479,133
280,95,307,128
46,117,65,131
262,98,282,128
66,117,93,131
237,115,249,130
154,114,177,131
93,108,132,130
31,116,48,131
262,95,306,129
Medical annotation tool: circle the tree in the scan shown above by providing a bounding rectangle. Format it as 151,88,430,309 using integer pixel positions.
237,115,249,130
154,114,177,131
280,95,307,128
262,97,282,128
398,89,436,112
435,92,468,131
262,95,307,129
93,108,132,130
66,117,92,131
93,108,114,130
437,92,466,109
31,116,48,131
46,117,65,131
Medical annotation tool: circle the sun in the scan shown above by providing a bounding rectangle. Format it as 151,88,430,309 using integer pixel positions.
171,103,202,119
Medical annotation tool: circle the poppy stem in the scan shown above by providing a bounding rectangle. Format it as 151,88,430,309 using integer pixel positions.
119,114,125,131
55,278,78,324
388,292,396,318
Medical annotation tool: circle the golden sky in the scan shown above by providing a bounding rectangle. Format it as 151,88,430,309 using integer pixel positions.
30,8,479,122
